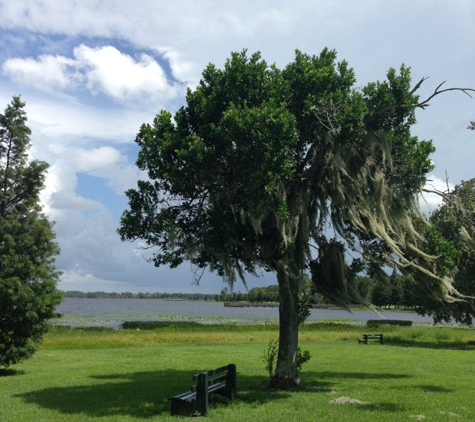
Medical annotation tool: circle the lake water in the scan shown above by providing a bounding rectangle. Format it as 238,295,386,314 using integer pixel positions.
54,298,435,328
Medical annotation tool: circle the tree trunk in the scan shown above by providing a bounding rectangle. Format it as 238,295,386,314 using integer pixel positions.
268,266,300,390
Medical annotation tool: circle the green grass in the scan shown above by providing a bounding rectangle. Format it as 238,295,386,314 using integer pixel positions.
1,322,475,421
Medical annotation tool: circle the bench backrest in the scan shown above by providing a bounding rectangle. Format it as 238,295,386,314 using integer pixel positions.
192,364,236,394
193,364,232,383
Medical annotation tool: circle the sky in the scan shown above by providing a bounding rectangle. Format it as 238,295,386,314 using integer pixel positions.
0,0,474,294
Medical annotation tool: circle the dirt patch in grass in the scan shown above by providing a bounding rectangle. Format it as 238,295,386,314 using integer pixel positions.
329,396,378,407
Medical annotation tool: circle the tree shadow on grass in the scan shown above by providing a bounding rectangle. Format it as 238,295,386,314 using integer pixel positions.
314,371,411,381
0,368,25,377
236,370,407,400
391,384,455,394
15,369,295,419
351,402,406,412
414,384,454,393
385,339,475,350
15,368,415,418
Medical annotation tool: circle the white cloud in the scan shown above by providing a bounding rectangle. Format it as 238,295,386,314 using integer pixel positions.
72,146,142,195
155,48,196,85
73,45,179,100
3,54,77,91
74,146,124,172
38,145,141,217
0,1,130,37
50,191,104,213
12,92,157,147
58,270,136,293
3,44,181,103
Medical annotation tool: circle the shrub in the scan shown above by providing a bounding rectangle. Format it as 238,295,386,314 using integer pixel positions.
262,339,278,377
366,319,412,327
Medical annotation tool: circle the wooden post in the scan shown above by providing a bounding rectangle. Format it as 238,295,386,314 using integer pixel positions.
226,364,237,397
196,372,209,415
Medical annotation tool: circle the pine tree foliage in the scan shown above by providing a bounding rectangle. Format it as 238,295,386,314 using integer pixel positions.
0,96,61,368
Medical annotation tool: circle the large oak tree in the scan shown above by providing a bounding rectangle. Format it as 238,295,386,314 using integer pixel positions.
119,49,466,389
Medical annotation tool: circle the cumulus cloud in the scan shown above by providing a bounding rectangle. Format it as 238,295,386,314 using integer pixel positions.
25,96,151,142
73,45,179,100
3,44,181,102
74,146,124,172
155,48,196,85
3,54,77,91
39,145,140,216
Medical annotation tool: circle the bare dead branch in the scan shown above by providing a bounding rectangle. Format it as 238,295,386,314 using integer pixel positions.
445,170,450,194
374,78,475,116
415,83,474,109
408,76,429,96
192,264,207,285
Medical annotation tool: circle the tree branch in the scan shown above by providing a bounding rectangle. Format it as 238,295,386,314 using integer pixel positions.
375,78,475,116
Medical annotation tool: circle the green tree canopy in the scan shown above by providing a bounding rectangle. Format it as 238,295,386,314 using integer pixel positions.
414,179,475,324
0,96,62,368
119,49,467,388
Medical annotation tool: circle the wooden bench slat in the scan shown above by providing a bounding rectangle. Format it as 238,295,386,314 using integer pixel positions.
358,333,383,344
209,374,227,384
170,391,196,401
207,383,225,393
192,364,230,381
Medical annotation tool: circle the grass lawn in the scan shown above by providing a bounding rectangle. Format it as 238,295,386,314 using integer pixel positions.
1,322,474,421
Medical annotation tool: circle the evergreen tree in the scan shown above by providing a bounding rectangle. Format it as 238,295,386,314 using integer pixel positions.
0,96,62,368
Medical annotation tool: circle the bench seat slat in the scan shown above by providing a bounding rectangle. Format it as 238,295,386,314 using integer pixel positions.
170,391,196,402
207,383,225,393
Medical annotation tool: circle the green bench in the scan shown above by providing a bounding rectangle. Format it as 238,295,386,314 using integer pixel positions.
169,363,237,416
359,333,383,344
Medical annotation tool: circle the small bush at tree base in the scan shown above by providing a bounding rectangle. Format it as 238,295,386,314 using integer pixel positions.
262,339,278,377
296,347,311,372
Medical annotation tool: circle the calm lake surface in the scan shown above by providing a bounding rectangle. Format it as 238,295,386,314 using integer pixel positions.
54,298,434,328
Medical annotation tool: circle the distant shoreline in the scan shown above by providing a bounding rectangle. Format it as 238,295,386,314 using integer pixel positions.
224,302,330,308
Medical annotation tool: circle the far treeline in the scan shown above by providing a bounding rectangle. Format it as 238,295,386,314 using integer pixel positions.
61,290,222,301
61,271,441,311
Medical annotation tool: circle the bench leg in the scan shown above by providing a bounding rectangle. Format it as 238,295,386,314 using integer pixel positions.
196,372,209,415
225,364,237,398
170,398,195,416
170,399,180,416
